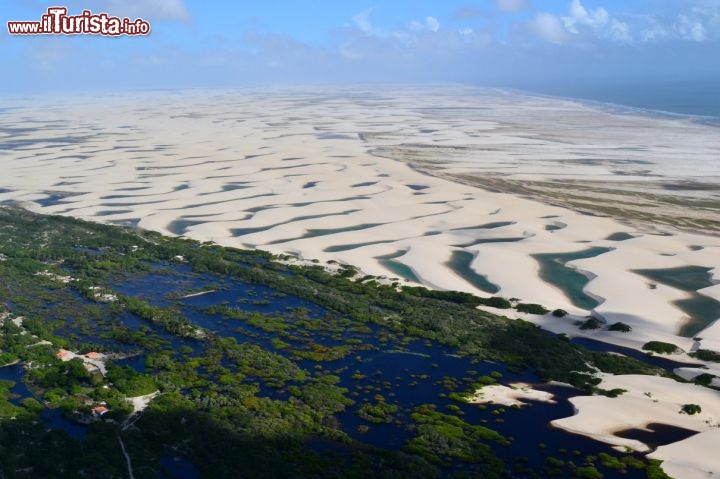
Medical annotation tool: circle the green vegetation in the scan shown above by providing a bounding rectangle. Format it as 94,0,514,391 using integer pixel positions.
478,296,513,309
642,341,680,354
690,349,720,362
515,303,550,315
597,388,627,398
0,381,23,418
106,365,157,397
573,465,603,479
552,309,568,318
646,459,673,479
681,404,702,415
608,322,632,332
405,404,508,474
693,373,716,386
0,206,673,478
357,397,398,423
580,317,603,330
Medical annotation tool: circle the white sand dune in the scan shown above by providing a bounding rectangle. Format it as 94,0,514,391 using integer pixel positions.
552,374,720,458
2,86,720,476
469,382,556,407
1,88,717,332
649,429,720,479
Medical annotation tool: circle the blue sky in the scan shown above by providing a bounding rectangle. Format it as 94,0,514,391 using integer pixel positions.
2,0,720,94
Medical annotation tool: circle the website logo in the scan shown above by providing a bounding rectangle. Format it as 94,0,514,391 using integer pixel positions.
7,7,151,36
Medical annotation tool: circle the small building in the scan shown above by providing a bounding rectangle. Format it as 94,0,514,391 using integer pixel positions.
92,406,109,417
56,350,71,360
85,352,103,359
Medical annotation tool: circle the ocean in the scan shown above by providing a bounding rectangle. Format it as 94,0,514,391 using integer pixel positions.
520,79,720,123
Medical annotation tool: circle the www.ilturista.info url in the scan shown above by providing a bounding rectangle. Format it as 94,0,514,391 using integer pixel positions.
7,7,150,35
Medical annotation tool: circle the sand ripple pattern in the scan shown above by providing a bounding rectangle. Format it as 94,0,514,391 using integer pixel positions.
1,87,719,349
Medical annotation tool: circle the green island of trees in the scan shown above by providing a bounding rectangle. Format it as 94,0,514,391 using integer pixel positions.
642,341,680,354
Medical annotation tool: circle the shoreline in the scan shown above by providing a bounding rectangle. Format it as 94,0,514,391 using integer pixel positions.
502,86,720,127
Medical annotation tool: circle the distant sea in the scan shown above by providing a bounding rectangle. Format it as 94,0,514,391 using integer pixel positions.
517,80,720,125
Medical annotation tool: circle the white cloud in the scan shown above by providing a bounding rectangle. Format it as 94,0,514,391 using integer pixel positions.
495,0,529,13
529,13,568,44
637,5,719,43
352,9,375,35
558,0,633,43
676,14,706,42
576,1,720,44
350,10,443,44
410,16,440,32
608,19,632,43
562,0,609,33
340,9,494,62
344,2,717,62
640,23,668,42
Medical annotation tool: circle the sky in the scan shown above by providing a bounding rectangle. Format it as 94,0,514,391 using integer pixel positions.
2,0,720,98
